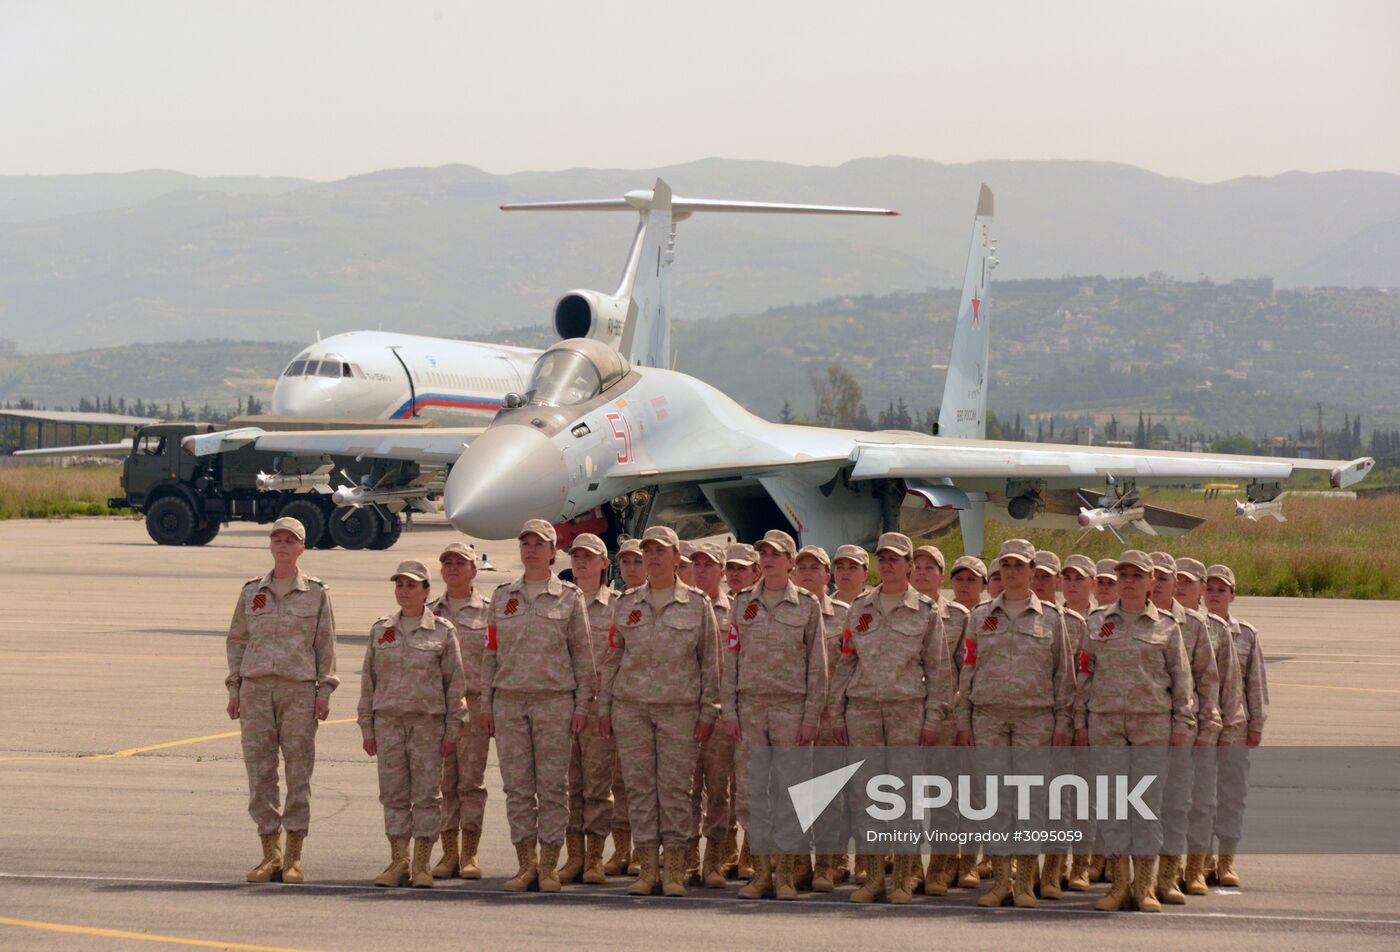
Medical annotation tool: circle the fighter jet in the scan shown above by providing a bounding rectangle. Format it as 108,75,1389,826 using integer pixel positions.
186,186,1377,554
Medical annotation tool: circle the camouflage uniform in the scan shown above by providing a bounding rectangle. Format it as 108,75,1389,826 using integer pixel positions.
428,589,492,836
1159,601,1221,856
1189,609,1246,853
1214,613,1268,849
693,588,735,842
599,581,720,849
484,575,596,847
1076,602,1195,855
570,585,619,837
358,610,468,838
226,569,337,836
722,580,827,852
957,593,1075,746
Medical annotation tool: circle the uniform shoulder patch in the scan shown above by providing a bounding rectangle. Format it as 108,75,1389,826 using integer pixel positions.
948,602,970,617
244,576,263,587
795,587,818,602
304,575,327,588
559,579,582,592
1236,619,1257,634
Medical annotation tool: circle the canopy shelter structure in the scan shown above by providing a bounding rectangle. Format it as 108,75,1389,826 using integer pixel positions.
0,408,159,456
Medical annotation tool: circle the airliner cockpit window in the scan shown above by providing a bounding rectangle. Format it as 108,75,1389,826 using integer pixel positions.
525,350,601,407
317,359,341,378
284,360,307,377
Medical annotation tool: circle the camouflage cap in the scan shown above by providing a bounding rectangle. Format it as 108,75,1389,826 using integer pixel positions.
691,541,726,565
678,540,696,563
390,559,430,583
913,544,946,570
832,544,870,567
1094,558,1119,580
269,516,306,541
641,525,680,550
997,538,1035,564
875,532,913,557
1033,549,1062,575
567,533,607,556
518,518,557,545
617,538,643,557
1061,553,1096,578
754,528,797,557
724,542,756,566
1149,551,1177,575
1175,557,1206,581
1205,563,1237,589
796,544,831,567
439,541,479,564
1116,549,1154,573
950,555,988,580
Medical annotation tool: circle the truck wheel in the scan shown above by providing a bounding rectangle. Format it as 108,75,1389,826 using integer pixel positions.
366,509,402,550
279,500,328,549
187,522,222,546
146,496,197,545
328,506,381,550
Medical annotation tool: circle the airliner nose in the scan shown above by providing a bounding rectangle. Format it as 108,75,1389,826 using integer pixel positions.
445,425,568,539
271,379,334,417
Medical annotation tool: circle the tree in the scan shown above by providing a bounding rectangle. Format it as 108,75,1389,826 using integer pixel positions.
779,400,794,424
986,409,1004,440
810,365,866,429
1135,412,1147,448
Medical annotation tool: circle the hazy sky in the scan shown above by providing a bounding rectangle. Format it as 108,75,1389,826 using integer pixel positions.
4,0,1397,183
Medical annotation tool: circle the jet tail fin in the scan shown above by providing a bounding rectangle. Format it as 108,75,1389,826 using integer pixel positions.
502,180,898,369
936,184,997,441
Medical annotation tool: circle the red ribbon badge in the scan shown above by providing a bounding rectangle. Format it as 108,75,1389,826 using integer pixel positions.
378,628,396,646
855,613,872,633
742,603,759,621
627,609,642,625
1099,621,1115,638
484,625,498,650
251,593,266,612
982,616,999,632
964,638,978,666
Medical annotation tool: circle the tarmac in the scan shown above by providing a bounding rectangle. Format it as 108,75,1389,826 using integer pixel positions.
1,515,1398,951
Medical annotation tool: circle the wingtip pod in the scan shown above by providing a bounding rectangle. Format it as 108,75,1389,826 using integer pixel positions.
977,183,994,218
1330,457,1375,489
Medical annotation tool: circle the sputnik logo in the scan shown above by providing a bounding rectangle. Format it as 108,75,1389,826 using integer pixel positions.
788,760,865,833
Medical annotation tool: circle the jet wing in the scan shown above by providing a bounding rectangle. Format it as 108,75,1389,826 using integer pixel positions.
183,427,484,464
12,440,134,458
605,453,853,485
850,437,1375,490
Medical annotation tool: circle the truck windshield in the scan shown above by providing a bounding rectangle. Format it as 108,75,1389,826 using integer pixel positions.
525,350,601,407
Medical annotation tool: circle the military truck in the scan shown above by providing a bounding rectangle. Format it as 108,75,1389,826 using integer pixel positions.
108,416,440,549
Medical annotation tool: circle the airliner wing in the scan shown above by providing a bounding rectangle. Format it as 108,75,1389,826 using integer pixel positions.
183,427,484,464
12,440,135,458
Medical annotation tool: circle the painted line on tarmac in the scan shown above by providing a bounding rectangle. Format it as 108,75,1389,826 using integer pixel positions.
1271,682,1400,695
0,915,318,952
2,872,1399,928
0,718,358,763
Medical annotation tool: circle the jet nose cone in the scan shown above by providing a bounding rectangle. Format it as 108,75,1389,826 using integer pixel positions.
271,380,334,417
445,424,568,539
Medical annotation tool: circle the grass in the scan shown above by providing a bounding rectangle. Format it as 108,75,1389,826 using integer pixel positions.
925,487,1400,600
0,464,126,519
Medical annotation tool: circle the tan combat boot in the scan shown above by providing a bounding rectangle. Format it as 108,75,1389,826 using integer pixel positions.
1039,853,1064,900
375,837,410,888
684,837,702,886
702,836,727,888
1087,853,1106,882
431,829,460,879
957,852,981,888
537,842,563,892
410,837,434,888
558,832,585,884
1156,854,1186,904
247,833,283,883
1094,856,1132,911
1067,853,1091,892
977,855,1014,908
793,853,813,891
627,848,641,876
888,855,915,905
1012,854,1040,908
720,826,740,879
772,855,797,901
582,833,608,884
603,829,631,876
1132,855,1161,911
737,853,773,900
460,829,482,879
282,832,306,885
627,846,661,896
737,833,754,880
811,854,834,893
1183,853,1209,896
849,857,885,904
1216,852,1241,887
923,854,949,896
663,845,687,897
976,856,993,878
833,852,851,884
503,839,538,892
